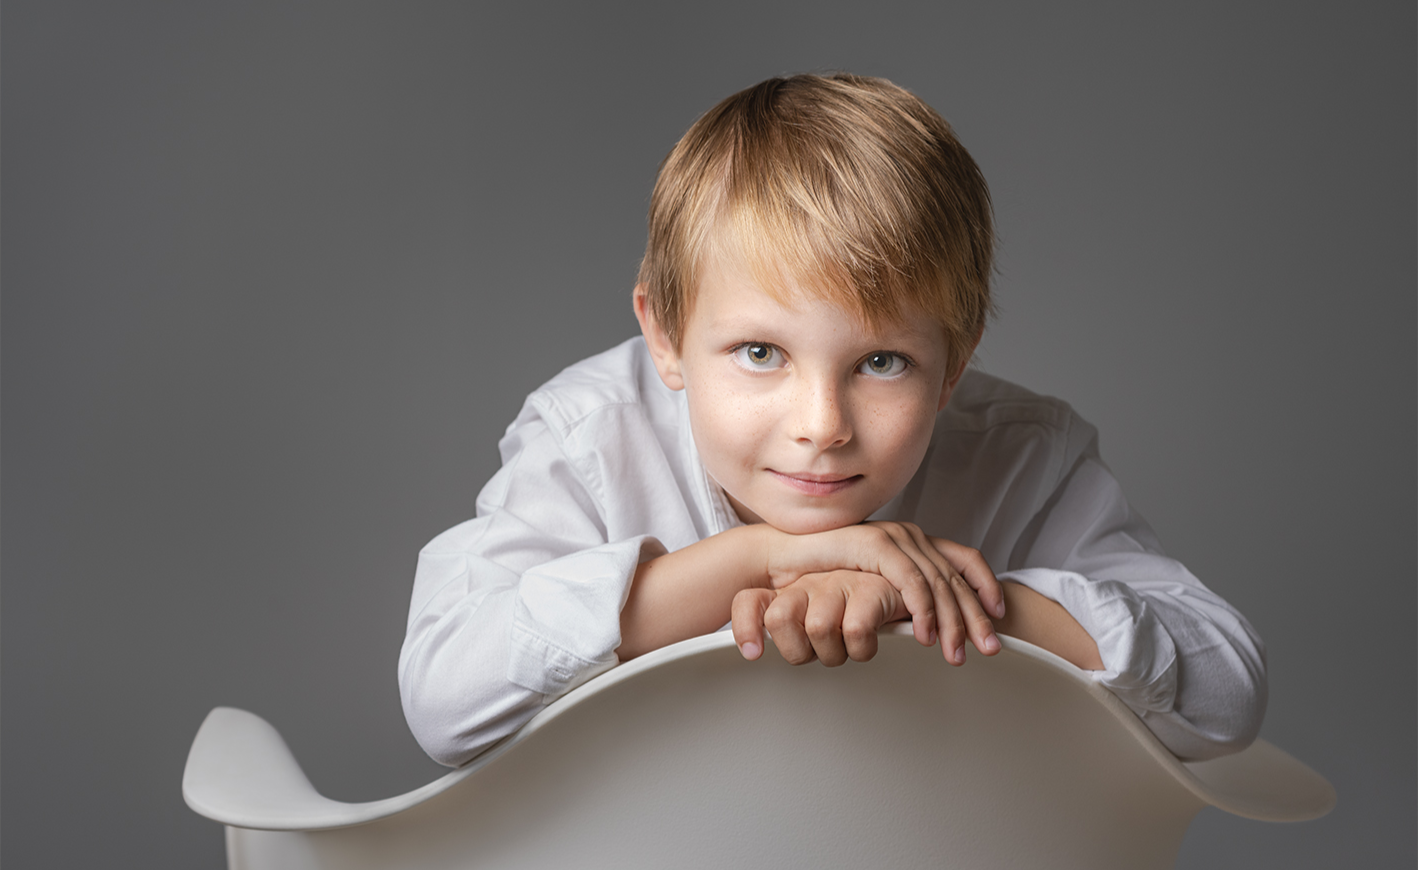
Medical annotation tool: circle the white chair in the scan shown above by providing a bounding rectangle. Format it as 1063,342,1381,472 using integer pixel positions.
184,629,1334,869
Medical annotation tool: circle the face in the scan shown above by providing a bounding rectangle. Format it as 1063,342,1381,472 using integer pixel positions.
636,255,971,535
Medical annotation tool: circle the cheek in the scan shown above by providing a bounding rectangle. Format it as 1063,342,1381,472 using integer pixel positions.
868,394,939,469
686,383,771,472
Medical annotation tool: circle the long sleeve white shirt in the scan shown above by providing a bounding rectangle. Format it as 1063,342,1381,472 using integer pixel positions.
399,337,1266,766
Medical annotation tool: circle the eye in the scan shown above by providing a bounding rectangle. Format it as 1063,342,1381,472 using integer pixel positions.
731,342,785,371
859,351,908,378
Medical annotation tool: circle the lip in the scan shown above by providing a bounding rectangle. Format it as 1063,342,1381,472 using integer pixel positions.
768,470,862,496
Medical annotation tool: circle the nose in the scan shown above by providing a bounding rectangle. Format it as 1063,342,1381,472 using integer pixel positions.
792,375,852,450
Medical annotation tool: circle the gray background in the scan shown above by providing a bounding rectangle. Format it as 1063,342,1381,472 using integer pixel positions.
4,1,1413,866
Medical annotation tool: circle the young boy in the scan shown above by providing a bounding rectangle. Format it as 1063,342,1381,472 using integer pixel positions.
399,73,1266,768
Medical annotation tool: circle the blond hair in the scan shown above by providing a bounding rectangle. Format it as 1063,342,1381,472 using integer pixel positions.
637,73,994,372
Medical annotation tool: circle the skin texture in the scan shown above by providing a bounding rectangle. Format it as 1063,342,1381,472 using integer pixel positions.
993,581,1105,670
650,253,957,536
619,250,1100,672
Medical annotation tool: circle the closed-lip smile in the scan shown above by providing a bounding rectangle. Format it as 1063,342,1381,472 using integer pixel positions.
769,470,862,496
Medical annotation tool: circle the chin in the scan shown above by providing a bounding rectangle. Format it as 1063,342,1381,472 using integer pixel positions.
766,507,873,536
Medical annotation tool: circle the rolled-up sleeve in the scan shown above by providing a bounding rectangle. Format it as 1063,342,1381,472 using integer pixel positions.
397,412,665,767
1000,430,1267,760
508,535,666,696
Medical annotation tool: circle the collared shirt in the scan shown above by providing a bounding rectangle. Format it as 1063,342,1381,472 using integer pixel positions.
399,337,1266,766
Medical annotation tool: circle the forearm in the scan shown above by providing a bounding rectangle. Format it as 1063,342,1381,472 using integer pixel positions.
400,586,547,766
617,524,772,660
993,581,1103,670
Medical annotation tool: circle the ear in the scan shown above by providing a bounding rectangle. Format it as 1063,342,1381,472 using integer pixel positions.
936,328,984,412
633,285,685,391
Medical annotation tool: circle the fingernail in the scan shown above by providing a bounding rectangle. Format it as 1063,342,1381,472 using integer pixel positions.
740,642,761,660
993,601,1006,619
928,628,938,646
983,634,1000,653
954,645,966,664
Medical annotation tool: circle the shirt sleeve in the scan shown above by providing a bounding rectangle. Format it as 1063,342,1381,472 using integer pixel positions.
397,412,664,768
998,420,1268,761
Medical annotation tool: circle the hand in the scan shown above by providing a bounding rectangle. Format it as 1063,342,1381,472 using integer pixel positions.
760,522,1004,664
732,571,909,666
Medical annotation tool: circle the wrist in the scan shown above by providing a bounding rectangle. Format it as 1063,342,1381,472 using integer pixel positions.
741,523,779,589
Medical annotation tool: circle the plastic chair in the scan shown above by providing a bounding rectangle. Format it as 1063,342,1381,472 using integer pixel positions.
183,629,1334,869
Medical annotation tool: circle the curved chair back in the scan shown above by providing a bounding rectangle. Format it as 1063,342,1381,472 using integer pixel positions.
185,631,1334,870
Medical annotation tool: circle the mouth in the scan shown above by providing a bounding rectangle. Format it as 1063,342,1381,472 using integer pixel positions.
768,470,862,496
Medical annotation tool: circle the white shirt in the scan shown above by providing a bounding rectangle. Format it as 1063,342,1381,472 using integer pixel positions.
399,337,1266,766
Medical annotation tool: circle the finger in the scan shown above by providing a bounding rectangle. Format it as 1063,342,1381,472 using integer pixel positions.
879,523,986,655
928,571,970,665
731,588,776,660
764,586,816,665
803,577,849,667
856,526,937,647
841,576,903,662
946,570,1002,659
898,523,967,649
932,539,1005,620
900,526,1000,658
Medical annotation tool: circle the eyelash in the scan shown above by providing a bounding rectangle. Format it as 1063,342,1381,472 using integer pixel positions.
728,343,915,378
730,342,784,371
858,351,911,379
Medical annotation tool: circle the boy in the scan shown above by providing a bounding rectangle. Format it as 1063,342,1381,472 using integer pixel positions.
399,74,1266,768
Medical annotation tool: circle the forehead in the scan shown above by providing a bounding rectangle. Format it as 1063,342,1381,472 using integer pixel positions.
688,249,943,347
683,214,939,338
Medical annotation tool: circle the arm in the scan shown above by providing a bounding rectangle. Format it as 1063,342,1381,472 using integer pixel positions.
404,408,1001,765
721,538,1101,670
402,402,998,764
993,581,1103,670
619,521,1006,664
616,524,770,659
1001,439,1267,760
399,409,664,766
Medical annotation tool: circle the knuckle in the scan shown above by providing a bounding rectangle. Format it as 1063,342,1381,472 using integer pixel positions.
764,609,792,634
804,616,836,640
842,619,874,645
943,609,966,632
732,587,764,609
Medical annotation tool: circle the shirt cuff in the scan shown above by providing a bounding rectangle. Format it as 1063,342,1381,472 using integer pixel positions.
507,535,667,696
997,568,1178,714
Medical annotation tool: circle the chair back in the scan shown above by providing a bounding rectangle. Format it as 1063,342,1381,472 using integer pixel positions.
188,631,1335,870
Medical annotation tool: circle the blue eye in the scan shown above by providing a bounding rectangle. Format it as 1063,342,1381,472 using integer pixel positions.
732,343,784,370
859,352,907,378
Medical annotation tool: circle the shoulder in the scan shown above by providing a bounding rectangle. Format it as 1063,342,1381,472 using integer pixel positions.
512,337,677,436
933,369,1100,472
905,370,1105,550
941,369,1076,432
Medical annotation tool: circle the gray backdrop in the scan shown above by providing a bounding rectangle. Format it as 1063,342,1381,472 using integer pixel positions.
4,2,1413,867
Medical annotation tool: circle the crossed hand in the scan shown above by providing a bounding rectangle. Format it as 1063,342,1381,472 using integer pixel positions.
731,522,1004,667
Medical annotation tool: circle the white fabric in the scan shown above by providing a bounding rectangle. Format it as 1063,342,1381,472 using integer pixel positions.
399,337,1266,766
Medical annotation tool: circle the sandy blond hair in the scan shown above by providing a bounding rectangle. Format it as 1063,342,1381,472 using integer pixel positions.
637,73,994,371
